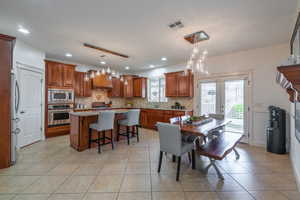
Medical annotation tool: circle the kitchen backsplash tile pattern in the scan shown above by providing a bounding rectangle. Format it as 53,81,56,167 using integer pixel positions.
74,89,125,108
75,90,193,110
130,97,193,110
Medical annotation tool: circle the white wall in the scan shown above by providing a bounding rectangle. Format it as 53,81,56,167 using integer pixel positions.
290,103,300,190
13,40,46,140
139,43,290,146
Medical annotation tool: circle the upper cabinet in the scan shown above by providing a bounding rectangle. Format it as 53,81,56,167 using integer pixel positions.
123,75,134,98
165,70,193,97
133,77,147,98
45,60,75,89
92,73,112,89
108,77,123,98
74,72,92,97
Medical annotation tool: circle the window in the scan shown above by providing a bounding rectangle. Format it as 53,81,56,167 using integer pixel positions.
148,77,167,102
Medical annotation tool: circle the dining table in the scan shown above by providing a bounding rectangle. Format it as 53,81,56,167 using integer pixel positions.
171,116,232,169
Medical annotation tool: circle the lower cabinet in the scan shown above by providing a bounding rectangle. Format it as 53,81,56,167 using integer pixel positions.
140,109,193,129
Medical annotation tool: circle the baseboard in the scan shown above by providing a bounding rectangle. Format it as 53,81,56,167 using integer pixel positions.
291,156,300,191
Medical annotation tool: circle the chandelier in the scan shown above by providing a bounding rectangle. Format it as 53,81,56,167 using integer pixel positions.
84,66,124,83
184,31,209,75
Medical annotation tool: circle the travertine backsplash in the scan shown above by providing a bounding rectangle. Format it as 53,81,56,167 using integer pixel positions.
75,90,193,110
129,97,194,110
75,90,125,108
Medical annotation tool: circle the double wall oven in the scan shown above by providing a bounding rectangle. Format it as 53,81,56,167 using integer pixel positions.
48,89,74,127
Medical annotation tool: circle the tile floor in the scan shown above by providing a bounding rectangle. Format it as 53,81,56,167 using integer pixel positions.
0,129,299,200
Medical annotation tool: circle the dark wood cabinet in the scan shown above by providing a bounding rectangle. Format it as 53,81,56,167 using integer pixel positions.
133,77,147,98
140,109,193,129
108,77,123,97
63,65,75,88
165,73,178,97
45,60,75,89
123,75,134,98
92,74,112,89
74,72,92,97
165,70,193,97
0,34,15,169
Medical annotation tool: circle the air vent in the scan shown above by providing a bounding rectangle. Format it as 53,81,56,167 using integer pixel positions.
184,31,210,44
168,20,184,30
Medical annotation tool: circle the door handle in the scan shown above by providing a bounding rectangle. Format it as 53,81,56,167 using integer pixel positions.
15,81,20,113
13,128,21,135
20,111,26,114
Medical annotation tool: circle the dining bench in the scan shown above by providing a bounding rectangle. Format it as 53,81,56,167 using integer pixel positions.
198,131,244,180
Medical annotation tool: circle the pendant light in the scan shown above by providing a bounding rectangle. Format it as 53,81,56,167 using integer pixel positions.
101,68,106,75
90,71,95,78
96,69,100,76
84,73,89,81
106,67,111,74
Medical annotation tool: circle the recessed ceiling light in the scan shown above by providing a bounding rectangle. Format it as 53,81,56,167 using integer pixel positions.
149,65,155,68
100,61,106,65
17,26,30,35
65,53,72,57
161,57,167,61
125,66,130,70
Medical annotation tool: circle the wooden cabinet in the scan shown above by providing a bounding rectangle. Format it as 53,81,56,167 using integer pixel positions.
0,34,15,169
123,75,134,98
74,72,92,97
92,74,112,89
133,77,147,98
108,77,123,97
140,109,193,129
63,65,75,87
165,73,178,97
165,70,193,97
45,60,75,89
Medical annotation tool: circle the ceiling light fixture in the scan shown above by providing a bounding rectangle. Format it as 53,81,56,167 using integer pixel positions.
161,57,167,61
149,65,155,68
125,66,130,70
100,61,106,65
65,53,72,57
17,26,30,35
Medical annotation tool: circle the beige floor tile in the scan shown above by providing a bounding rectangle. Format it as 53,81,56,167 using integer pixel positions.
184,192,220,200
0,194,15,200
99,163,127,175
83,193,117,200
217,191,255,200
47,164,79,175
73,164,102,176
13,194,50,200
207,175,245,192
125,162,150,174
152,192,186,200
0,176,40,193
249,191,289,200
48,193,85,200
180,175,213,192
120,174,151,192
88,175,123,192
117,192,151,200
151,174,183,192
280,190,300,200
55,176,95,193
21,176,68,194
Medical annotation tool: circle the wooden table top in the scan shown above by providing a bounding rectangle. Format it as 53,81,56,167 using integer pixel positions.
173,118,231,137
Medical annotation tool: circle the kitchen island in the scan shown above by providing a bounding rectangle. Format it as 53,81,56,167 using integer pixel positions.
69,109,129,151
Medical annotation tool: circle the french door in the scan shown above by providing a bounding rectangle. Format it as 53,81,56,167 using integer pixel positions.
199,76,250,143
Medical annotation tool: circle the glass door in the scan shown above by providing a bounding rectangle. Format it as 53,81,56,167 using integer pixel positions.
199,76,249,143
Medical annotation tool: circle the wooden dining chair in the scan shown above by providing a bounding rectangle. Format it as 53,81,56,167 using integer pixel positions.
156,122,195,181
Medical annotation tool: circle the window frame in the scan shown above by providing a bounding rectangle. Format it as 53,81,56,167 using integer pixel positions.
148,77,167,103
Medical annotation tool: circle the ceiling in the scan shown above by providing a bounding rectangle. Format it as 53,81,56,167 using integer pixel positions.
0,0,297,72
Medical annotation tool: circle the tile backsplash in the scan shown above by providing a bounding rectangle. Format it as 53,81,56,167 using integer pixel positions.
75,90,193,110
75,89,125,108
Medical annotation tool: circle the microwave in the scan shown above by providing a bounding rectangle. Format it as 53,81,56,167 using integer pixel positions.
48,89,74,104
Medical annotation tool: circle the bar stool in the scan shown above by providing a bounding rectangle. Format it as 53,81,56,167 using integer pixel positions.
117,109,140,145
89,111,115,153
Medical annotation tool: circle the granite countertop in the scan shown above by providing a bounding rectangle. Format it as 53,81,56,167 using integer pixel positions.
70,109,129,117
73,107,192,112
